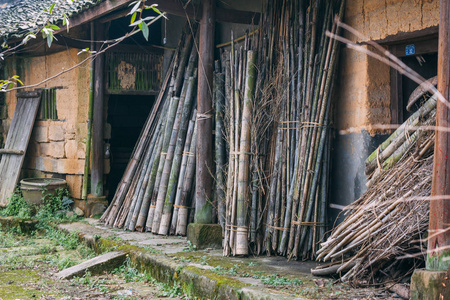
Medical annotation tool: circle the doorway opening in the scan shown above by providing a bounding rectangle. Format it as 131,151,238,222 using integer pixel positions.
106,95,155,202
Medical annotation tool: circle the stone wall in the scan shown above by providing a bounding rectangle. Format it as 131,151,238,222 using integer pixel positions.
4,48,103,200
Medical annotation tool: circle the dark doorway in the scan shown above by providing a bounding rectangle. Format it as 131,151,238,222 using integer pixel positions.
400,53,437,120
389,35,438,124
106,95,155,202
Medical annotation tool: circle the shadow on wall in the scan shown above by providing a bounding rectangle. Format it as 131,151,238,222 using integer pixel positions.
329,129,388,226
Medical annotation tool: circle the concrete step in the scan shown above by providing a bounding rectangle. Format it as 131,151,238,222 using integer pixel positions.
55,251,127,279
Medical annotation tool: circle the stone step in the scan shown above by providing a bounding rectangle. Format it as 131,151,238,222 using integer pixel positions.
55,251,127,279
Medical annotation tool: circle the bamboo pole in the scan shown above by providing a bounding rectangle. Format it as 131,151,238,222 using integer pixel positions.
159,75,197,235
176,120,198,235
170,113,196,235
235,50,257,256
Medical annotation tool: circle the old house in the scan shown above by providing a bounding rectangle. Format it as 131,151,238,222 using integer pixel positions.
0,0,448,294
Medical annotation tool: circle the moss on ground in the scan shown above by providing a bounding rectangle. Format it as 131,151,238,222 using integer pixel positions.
0,269,48,300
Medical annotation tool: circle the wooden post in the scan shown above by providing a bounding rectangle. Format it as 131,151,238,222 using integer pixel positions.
428,0,450,271
195,0,215,224
91,22,105,196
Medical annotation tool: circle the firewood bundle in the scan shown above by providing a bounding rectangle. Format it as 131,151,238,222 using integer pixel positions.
101,24,199,235
313,94,436,284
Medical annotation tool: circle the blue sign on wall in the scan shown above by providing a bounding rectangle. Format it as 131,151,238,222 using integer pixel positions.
405,44,415,56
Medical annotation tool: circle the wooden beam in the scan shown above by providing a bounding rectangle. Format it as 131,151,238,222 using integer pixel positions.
58,0,130,34
195,0,215,224
62,0,259,31
91,23,106,197
53,34,90,49
0,149,24,155
428,0,450,271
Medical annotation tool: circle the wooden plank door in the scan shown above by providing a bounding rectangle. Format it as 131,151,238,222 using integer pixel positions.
0,91,41,206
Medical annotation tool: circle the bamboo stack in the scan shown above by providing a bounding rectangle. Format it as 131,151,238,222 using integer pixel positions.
100,24,199,235
218,0,344,258
260,0,344,259
313,94,436,284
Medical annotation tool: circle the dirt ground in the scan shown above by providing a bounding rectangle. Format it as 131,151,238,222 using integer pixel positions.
0,231,182,300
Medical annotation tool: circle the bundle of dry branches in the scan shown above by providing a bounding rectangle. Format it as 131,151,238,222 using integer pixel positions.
314,94,436,284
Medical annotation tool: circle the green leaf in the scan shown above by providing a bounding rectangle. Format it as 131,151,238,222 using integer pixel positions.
47,34,53,48
49,2,56,14
128,0,141,15
130,11,137,24
8,83,13,90
141,22,149,41
130,19,143,27
49,24,60,30
63,14,70,32
14,78,23,86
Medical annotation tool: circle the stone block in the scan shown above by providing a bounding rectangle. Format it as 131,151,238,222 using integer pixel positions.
66,174,83,199
33,126,48,143
40,142,51,157
40,142,65,158
34,157,84,174
65,140,78,159
51,142,65,158
78,142,86,159
55,251,126,279
58,158,85,174
49,125,65,141
411,269,450,300
65,125,76,140
187,223,222,250
87,195,107,217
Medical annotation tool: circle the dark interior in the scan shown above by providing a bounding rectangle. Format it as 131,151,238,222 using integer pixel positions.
401,52,438,121
106,95,155,201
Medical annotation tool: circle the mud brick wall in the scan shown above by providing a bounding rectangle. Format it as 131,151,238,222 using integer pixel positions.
336,0,439,134
330,0,439,222
4,47,109,200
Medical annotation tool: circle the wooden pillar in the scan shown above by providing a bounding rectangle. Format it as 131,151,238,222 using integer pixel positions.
91,23,105,196
428,0,450,271
195,0,215,224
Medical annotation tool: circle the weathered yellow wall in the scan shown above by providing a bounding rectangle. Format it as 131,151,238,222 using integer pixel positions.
336,0,439,133
4,48,91,199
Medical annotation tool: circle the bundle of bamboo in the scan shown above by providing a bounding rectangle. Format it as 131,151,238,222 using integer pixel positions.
218,0,344,258
260,0,344,259
313,94,436,284
100,24,199,235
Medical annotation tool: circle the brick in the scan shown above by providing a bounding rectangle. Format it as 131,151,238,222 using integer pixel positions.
40,142,65,158
40,142,51,157
49,125,65,141
33,126,48,143
77,142,86,159
66,174,83,199
51,142,65,158
65,140,77,159
58,158,85,174
34,157,84,174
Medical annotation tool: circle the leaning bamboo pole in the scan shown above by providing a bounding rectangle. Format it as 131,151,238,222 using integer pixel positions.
175,120,198,236
159,75,197,235
235,50,257,256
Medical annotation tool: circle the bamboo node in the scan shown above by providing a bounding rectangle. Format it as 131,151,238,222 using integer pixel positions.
197,113,213,120
173,204,190,208
182,151,195,157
